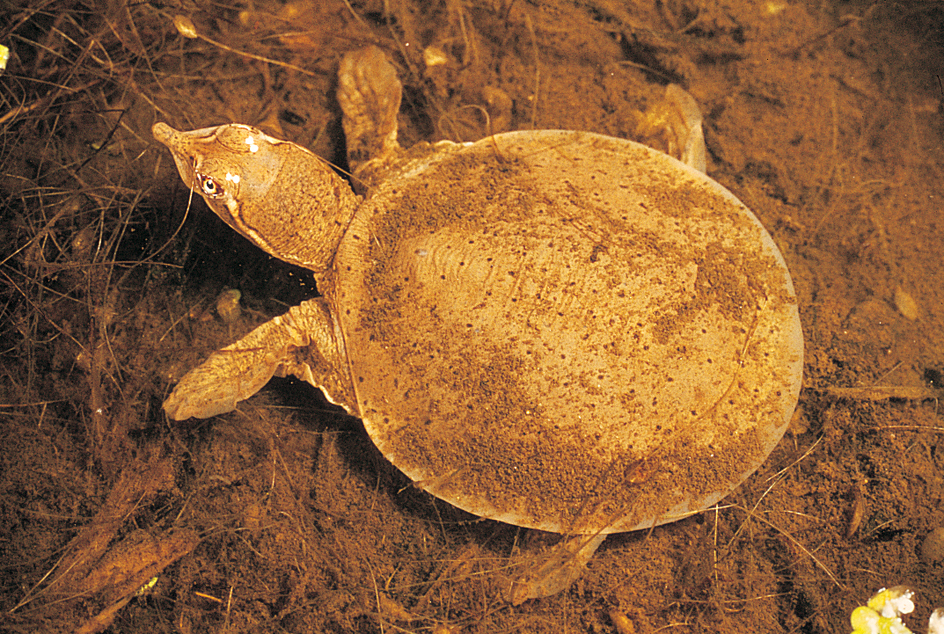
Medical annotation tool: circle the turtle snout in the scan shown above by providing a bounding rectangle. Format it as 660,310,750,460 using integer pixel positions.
152,122,180,147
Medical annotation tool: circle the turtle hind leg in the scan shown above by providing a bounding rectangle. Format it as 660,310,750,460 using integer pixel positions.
633,84,707,173
337,46,403,183
506,532,607,605
163,298,353,421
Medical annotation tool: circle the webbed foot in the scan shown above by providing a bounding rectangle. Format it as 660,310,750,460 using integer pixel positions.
163,298,352,420
337,46,403,182
634,84,707,173
506,532,607,605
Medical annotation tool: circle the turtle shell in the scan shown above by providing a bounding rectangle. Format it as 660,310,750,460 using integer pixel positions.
333,130,803,534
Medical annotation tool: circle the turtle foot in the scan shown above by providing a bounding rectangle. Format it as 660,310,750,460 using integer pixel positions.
634,84,707,173
337,46,402,179
506,532,607,605
163,298,352,420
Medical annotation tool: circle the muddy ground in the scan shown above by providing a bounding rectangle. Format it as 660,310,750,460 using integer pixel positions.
1,0,944,632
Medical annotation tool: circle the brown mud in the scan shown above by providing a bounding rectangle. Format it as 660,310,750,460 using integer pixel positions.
1,1,943,632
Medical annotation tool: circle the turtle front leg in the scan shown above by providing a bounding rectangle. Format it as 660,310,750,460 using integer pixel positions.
163,298,354,420
337,46,403,189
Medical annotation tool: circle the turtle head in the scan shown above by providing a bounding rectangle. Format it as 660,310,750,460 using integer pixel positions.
153,122,359,278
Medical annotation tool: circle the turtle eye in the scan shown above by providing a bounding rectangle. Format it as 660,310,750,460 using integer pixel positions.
197,173,224,198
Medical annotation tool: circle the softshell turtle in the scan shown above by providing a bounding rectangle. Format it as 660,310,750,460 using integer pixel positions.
154,46,803,601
